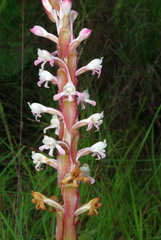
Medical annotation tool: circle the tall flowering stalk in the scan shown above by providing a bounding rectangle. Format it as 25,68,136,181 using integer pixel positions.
29,0,105,239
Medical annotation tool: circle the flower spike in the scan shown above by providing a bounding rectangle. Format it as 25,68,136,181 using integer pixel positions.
29,0,104,237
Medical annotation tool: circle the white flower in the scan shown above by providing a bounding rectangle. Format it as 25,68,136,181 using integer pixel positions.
54,82,84,102
90,140,107,159
31,151,57,171
86,112,104,131
76,57,103,78
34,49,54,69
39,135,68,156
38,69,58,88
72,112,104,132
28,102,64,121
43,115,60,135
77,139,107,160
77,90,96,110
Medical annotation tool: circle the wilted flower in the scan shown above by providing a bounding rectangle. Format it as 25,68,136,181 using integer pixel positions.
32,191,64,212
74,198,102,217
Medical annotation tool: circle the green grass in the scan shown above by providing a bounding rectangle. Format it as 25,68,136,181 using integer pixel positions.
0,0,161,239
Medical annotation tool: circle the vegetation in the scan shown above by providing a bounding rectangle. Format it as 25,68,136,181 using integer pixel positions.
0,0,161,239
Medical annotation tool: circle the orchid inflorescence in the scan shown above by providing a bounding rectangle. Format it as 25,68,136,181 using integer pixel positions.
29,0,105,239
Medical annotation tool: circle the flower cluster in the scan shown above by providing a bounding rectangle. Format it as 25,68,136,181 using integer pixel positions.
29,0,105,239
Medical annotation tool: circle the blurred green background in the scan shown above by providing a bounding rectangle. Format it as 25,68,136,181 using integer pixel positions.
0,0,161,239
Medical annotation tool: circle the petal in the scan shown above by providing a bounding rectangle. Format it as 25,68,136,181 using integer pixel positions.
56,144,65,155
54,92,65,101
88,176,95,184
85,99,96,106
86,122,93,131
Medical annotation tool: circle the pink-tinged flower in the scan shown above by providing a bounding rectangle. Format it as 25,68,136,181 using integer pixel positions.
54,82,84,102
72,112,104,132
80,164,95,184
69,28,92,51
62,0,72,16
28,102,64,121
43,115,60,135
76,57,103,78
30,26,58,44
38,69,58,88
76,28,92,42
77,90,96,110
76,139,107,161
39,135,69,156
34,49,54,69
31,151,57,171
